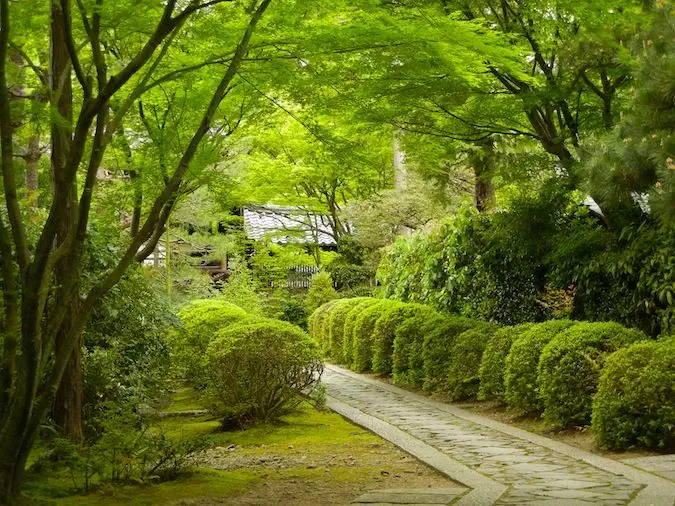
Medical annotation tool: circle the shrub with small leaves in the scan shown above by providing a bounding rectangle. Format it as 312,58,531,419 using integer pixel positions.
342,298,381,365
478,324,533,403
327,297,369,363
206,320,323,428
352,299,393,372
446,326,499,401
504,320,577,414
423,317,484,393
306,271,338,313
392,308,442,387
592,339,675,450
539,322,646,427
174,299,248,387
372,303,429,375
308,299,341,352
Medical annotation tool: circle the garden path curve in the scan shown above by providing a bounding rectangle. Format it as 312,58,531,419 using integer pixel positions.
323,364,675,506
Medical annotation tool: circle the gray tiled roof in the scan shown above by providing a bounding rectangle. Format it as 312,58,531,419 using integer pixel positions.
243,205,336,246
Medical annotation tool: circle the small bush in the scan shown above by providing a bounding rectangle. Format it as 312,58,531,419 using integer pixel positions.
504,320,577,414
392,308,442,387
423,316,482,393
342,298,380,365
478,323,533,403
327,297,369,363
352,299,393,372
372,303,429,375
175,299,248,386
592,340,675,450
446,326,499,401
306,271,338,313
538,322,646,428
309,299,341,352
206,320,323,428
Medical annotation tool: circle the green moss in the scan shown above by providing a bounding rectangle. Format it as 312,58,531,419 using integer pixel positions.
160,387,205,413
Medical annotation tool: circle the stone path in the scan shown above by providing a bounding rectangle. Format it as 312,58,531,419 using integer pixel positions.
323,365,675,506
623,456,675,482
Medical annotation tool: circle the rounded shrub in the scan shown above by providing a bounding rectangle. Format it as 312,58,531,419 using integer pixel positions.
309,299,341,352
446,325,499,401
422,316,483,393
342,298,380,365
175,299,248,386
504,320,577,414
205,320,323,428
538,321,647,428
372,303,429,375
352,299,393,372
392,308,442,387
327,297,369,363
478,323,533,403
592,339,675,450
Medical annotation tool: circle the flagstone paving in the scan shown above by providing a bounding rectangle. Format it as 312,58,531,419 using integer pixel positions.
323,365,675,506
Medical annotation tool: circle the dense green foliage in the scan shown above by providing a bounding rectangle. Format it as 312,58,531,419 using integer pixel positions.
372,303,429,375
327,298,369,364
352,300,398,372
306,272,338,314
504,320,578,414
342,298,382,365
423,317,485,393
392,308,441,387
206,320,323,428
478,324,533,403
592,340,675,450
174,299,249,387
446,327,499,401
538,322,646,427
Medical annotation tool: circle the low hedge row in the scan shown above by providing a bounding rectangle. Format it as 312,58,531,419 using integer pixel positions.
310,297,673,450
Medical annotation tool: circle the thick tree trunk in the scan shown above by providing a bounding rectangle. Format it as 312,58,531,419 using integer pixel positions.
49,0,83,443
25,134,40,208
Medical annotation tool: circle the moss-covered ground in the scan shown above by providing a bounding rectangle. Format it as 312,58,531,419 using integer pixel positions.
21,390,453,505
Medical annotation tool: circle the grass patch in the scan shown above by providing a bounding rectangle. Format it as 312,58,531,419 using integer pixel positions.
159,388,206,413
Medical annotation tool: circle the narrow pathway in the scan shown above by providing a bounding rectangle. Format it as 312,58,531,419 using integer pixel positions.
323,365,675,506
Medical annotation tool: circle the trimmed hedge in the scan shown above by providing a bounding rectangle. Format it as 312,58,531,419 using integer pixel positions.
352,299,396,372
504,320,577,414
392,309,442,387
592,339,675,450
175,299,249,386
206,320,323,427
478,323,533,403
327,297,368,363
539,322,646,427
372,303,429,375
343,298,381,365
423,317,485,393
446,325,499,401
310,299,341,352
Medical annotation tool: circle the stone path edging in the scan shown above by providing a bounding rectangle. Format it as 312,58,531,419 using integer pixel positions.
324,364,675,506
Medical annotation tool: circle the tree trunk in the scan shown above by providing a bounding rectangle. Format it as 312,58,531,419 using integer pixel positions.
471,138,496,212
25,134,40,208
49,0,83,443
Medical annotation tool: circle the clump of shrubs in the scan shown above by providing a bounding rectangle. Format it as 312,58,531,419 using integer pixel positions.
174,299,248,387
592,339,675,450
504,320,577,414
328,298,369,363
392,308,441,387
478,324,533,403
446,326,498,401
343,298,381,365
206,320,323,429
352,300,394,372
538,322,646,427
372,303,428,375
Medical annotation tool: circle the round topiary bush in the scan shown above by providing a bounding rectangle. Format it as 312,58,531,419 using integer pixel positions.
342,298,380,366
352,299,393,372
478,323,533,403
592,339,675,450
206,320,323,428
392,308,442,387
372,303,429,375
446,325,499,401
538,321,647,428
175,299,249,386
504,320,577,414
309,299,341,352
327,297,369,363
422,316,484,393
